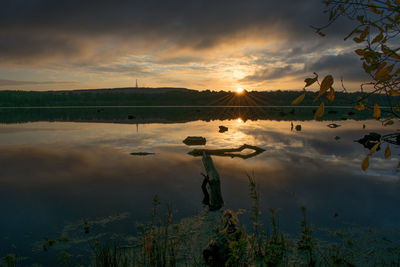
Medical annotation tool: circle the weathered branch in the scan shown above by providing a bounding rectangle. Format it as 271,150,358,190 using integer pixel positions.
189,144,265,159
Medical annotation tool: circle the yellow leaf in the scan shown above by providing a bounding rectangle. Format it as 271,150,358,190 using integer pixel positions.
368,5,383,14
362,156,369,171
355,49,365,56
374,64,394,81
389,90,400,96
382,46,400,60
327,88,335,102
291,92,306,105
314,75,333,101
355,102,365,111
360,26,369,39
314,102,325,120
373,103,381,119
372,32,383,44
369,141,380,156
385,145,391,158
304,77,318,87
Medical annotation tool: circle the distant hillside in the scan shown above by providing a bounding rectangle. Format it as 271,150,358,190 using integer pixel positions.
0,88,398,107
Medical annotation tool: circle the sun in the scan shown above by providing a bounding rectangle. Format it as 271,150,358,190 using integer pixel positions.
236,87,244,94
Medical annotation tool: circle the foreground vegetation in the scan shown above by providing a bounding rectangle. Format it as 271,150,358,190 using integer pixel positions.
2,176,399,267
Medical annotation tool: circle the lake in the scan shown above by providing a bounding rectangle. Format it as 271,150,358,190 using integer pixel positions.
0,107,399,265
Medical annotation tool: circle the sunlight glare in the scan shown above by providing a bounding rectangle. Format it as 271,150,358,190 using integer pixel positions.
237,118,243,123
236,87,244,94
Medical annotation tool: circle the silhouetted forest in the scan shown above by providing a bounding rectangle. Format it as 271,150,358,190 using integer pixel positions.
0,87,397,107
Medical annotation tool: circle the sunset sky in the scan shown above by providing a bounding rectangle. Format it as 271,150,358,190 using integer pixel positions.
0,0,370,91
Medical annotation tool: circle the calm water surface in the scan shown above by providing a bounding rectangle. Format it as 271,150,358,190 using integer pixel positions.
0,114,399,264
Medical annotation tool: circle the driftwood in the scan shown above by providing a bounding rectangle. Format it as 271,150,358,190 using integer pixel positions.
382,133,400,145
201,152,224,211
189,144,265,159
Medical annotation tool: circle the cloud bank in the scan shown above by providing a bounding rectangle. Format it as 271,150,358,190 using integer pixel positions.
0,1,364,91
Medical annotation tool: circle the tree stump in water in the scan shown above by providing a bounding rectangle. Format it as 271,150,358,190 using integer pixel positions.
201,152,224,211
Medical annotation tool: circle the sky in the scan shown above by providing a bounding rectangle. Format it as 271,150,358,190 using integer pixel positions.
0,0,370,91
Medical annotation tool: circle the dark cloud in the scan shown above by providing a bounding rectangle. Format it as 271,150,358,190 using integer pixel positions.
242,65,298,82
241,52,369,84
0,33,84,64
305,52,370,81
0,0,346,65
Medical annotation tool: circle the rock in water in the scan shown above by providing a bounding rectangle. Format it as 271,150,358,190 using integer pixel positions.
218,126,228,133
183,136,206,146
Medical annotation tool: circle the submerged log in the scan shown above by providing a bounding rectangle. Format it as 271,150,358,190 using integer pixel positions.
189,144,265,159
202,152,224,211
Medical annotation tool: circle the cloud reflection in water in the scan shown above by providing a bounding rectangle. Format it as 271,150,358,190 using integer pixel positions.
0,119,399,257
